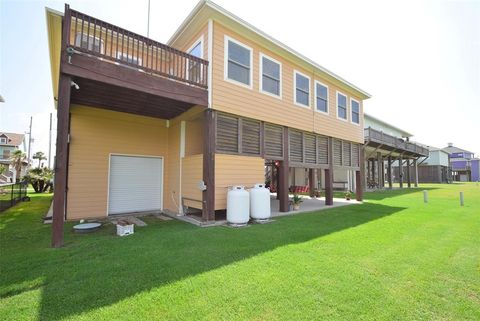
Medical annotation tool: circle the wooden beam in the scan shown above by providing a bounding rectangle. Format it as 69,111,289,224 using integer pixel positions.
52,74,71,248
399,155,404,188
406,158,411,188
387,156,393,189
325,137,334,206
308,168,315,197
202,109,215,221
279,127,289,212
413,158,419,187
355,170,363,201
377,152,383,188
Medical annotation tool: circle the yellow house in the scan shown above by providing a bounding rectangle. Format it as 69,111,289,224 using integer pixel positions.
46,1,370,247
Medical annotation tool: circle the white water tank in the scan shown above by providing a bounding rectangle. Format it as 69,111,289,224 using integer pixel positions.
227,186,250,224
250,183,271,220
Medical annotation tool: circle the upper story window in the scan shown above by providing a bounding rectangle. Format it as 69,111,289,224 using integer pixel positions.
187,36,203,82
188,38,203,58
0,137,6,144
260,53,281,97
337,92,348,120
3,149,10,159
75,33,104,54
315,81,328,113
294,71,310,107
351,98,360,124
225,36,252,87
116,52,142,65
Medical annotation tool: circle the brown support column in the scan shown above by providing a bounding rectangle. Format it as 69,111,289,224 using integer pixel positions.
371,159,376,182
406,158,411,188
202,109,215,221
367,159,371,184
325,137,334,206
387,156,393,189
377,152,383,188
355,170,363,201
279,127,289,212
308,168,315,197
275,164,280,200
52,74,71,248
399,156,404,188
413,158,418,187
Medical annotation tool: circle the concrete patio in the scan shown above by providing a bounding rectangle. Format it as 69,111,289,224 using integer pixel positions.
270,194,361,217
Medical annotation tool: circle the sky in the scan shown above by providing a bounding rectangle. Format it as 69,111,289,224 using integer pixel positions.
1,0,479,165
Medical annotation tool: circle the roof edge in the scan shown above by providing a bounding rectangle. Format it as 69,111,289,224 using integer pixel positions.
364,112,413,137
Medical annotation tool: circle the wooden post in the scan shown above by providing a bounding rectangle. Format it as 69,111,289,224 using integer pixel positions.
202,109,215,221
279,127,289,212
387,156,393,189
377,152,383,188
52,74,71,248
325,137,334,206
308,168,315,197
355,170,362,201
399,156,404,188
406,158,411,188
413,158,418,187
371,159,376,182
367,159,370,184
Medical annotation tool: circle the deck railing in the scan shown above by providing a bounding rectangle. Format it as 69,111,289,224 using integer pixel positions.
65,5,208,89
364,127,429,156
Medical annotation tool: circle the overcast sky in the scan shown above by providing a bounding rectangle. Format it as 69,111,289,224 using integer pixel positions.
1,0,479,163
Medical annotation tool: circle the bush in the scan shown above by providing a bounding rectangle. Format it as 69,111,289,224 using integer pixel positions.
25,167,54,193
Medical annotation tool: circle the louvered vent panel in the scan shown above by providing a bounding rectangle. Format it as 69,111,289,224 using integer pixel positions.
333,139,342,165
241,119,261,155
343,142,351,166
264,124,283,159
352,144,359,167
216,114,238,153
317,136,329,164
289,130,303,163
304,133,316,164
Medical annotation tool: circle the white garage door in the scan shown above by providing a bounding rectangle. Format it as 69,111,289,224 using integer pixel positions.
108,155,163,215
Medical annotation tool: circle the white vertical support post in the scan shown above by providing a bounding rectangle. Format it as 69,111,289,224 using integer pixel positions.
423,190,428,203
460,192,464,206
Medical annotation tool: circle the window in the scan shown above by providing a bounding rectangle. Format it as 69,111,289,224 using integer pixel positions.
337,92,347,120
294,71,310,107
351,99,360,124
3,149,10,159
75,33,104,53
225,36,252,87
116,52,142,65
0,137,6,144
315,81,328,113
187,37,203,82
260,54,281,97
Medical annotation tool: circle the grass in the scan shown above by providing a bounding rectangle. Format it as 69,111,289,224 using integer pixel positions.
0,183,479,320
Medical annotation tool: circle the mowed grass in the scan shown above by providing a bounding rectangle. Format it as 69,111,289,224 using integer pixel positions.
0,183,479,321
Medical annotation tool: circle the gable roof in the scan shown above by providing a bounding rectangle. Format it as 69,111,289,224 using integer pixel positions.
0,132,25,147
168,0,371,100
442,145,474,155
364,113,413,138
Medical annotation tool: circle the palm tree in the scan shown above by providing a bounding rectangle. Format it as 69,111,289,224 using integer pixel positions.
10,150,26,182
32,151,47,168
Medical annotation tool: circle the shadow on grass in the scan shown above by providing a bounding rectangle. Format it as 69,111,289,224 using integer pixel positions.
1,195,405,320
364,186,438,201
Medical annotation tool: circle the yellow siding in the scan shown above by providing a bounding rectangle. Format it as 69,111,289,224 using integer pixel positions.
67,105,170,220
214,154,264,210
181,155,203,209
176,23,209,60
211,23,364,144
166,123,181,213
185,118,203,156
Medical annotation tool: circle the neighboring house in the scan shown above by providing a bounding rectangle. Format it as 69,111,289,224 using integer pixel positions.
363,113,429,188
46,1,371,246
0,132,27,183
442,143,480,182
416,147,451,183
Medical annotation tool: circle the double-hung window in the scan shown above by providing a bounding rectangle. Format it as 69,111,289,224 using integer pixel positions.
294,71,310,107
260,54,281,97
315,81,328,113
337,92,348,120
351,99,360,124
225,36,252,87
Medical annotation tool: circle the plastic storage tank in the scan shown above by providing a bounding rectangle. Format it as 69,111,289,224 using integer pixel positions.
227,186,250,225
250,183,271,220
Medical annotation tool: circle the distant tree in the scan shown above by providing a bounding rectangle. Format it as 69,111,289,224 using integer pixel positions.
10,150,26,182
32,151,47,168
25,167,54,193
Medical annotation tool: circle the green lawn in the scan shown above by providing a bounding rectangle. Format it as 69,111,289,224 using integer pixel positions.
1,183,479,320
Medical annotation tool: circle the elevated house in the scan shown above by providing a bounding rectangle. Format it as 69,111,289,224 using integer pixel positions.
442,144,479,182
363,113,429,189
0,132,27,183
416,146,451,183
46,1,371,247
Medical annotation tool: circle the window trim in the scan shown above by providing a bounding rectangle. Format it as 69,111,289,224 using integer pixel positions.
293,70,311,108
350,97,361,126
336,91,349,122
224,35,253,89
259,52,282,99
314,80,329,115
187,35,204,59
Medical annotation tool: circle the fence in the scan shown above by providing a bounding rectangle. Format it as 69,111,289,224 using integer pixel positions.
0,182,28,212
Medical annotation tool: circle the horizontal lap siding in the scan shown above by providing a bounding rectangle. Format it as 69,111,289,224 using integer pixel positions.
214,154,264,210
67,105,169,219
212,23,364,143
181,155,203,209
